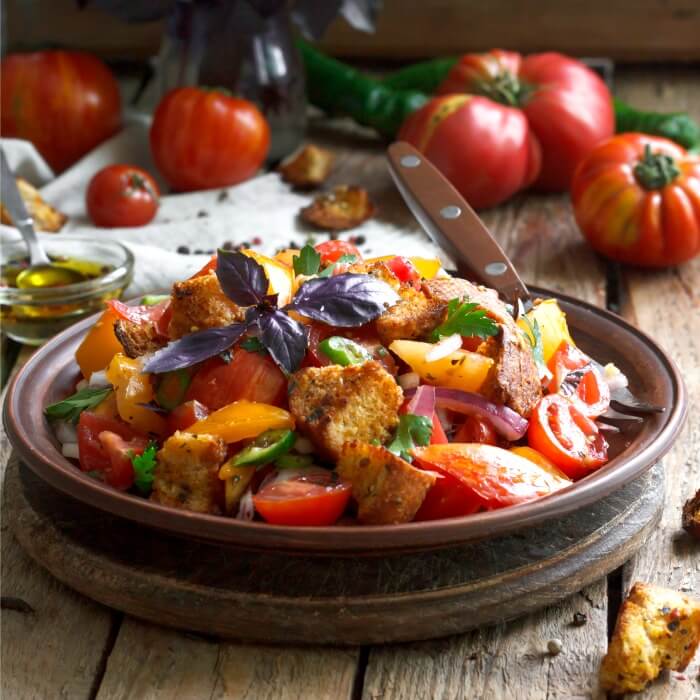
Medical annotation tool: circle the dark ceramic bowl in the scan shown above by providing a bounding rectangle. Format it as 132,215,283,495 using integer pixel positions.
3,286,687,554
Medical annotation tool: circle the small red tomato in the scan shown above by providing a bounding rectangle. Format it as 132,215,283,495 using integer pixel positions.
87,164,160,227
453,415,497,445
166,400,209,435
97,430,150,490
314,240,362,266
77,411,142,473
385,256,420,284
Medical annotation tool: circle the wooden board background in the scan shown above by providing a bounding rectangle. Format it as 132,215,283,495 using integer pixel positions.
2,66,700,698
5,0,700,62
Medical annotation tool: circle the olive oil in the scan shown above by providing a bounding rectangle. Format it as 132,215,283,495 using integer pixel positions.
1,255,109,289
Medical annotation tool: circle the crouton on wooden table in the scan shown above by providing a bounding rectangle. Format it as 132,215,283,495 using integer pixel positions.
300,185,376,231
287,361,403,461
423,277,542,417
600,582,700,695
167,271,245,339
0,177,67,232
337,442,436,524
113,318,165,358
278,144,335,188
151,431,227,514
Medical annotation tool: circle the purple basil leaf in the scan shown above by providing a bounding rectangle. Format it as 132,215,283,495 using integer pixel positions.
215,249,268,306
143,323,248,374
289,273,399,327
256,309,308,374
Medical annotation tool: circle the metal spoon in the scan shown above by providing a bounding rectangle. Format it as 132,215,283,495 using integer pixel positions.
0,149,85,289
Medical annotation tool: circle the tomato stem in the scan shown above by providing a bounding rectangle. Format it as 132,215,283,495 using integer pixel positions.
474,71,525,107
633,144,681,189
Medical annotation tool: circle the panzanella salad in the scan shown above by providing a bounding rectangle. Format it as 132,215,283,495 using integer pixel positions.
46,241,621,526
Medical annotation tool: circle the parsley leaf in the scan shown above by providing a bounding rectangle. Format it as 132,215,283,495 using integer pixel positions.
240,337,266,354
429,298,499,342
520,315,546,376
318,254,357,278
44,386,112,424
388,414,433,462
132,442,158,495
292,244,321,276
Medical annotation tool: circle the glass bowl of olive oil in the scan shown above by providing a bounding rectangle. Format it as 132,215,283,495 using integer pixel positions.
0,238,133,345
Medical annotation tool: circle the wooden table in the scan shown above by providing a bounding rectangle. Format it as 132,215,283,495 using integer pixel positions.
2,67,699,699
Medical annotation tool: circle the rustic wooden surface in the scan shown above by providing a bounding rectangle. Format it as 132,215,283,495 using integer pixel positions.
2,67,699,698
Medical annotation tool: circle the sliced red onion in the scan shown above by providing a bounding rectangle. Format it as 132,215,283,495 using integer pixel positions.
404,387,528,441
61,443,80,460
398,372,420,391
236,487,256,521
406,384,436,419
55,420,78,444
88,370,110,389
425,333,462,362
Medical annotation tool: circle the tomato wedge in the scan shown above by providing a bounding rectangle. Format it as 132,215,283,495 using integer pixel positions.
314,240,361,265
412,443,571,510
413,462,481,520
77,411,143,473
527,394,609,480
166,400,208,435
384,256,420,285
253,469,352,526
453,415,497,445
98,431,150,490
547,341,589,393
573,367,610,418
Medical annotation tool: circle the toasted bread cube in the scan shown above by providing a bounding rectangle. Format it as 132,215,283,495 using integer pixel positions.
600,582,700,695
288,361,403,461
0,177,67,232
300,185,375,231
113,318,165,358
682,488,700,540
278,144,335,188
151,431,226,514
376,286,446,345
337,442,436,524
168,271,245,339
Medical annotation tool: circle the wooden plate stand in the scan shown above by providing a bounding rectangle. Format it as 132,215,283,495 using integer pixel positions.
5,456,664,645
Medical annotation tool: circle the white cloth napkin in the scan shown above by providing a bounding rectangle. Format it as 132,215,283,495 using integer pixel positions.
1,118,446,298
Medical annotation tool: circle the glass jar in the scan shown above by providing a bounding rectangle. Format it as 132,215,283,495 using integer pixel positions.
155,0,307,163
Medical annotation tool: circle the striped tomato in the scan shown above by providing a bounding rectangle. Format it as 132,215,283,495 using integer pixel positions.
571,134,700,267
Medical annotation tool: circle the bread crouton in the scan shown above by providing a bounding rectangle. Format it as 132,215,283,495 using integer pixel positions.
347,260,402,291
423,277,541,417
0,177,67,232
600,582,700,695
300,185,376,231
278,144,334,188
376,285,446,345
682,488,700,540
168,271,245,339
151,431,226,514
113,318,165,358
337,442,436,524
288,361,403,461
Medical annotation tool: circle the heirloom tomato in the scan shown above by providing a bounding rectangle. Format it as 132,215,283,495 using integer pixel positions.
1,51,121,172
150,87,270,192
571,134,700,267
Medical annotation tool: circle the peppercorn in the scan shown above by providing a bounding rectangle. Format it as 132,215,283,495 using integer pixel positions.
547,639,563,656
176,245,190,255
573,612,587,626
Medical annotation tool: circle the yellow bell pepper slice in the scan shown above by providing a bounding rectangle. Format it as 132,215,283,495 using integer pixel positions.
75,307,124,380
220,463,257,512
365,255,443,280
243,249,294,306
517,299,575,364
389,339,493,393
187,400,294,443
105,353,167,435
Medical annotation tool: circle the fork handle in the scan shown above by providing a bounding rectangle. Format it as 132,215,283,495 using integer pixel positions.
387,141,530,307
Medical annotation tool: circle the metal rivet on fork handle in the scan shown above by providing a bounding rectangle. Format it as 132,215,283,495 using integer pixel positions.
485,262,508,276
400,155,421,168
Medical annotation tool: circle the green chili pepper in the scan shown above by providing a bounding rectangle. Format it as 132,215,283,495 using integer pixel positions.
155,369,191,411
381,57,457,93
613,98,700,153
231,429,296,467
318,336,372,366
296,38,428,137
275,454,314,469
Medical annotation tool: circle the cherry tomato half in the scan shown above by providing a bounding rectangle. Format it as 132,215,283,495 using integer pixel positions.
453,415,497,445
87,164,160,227
253,469,352,526
574,368,610,418
528,394,608,480
384,256,420,284
314,240,362,266
97,430,150,490
77,411,142,474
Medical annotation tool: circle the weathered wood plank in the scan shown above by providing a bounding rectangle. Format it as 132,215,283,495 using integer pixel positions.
608,70,700,700
1,346,116,700
95,619,359,700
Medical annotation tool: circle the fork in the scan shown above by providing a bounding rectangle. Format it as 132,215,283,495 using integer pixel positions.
386,141,664,419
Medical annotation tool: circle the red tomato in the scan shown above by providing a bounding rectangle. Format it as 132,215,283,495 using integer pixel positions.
572,134,700,267
1,51,121,173
107,299,171,337
166,400,209,435
574,368,610,418
431,413,449,444
414,463,481,521
413,443,571,510
253,469,352,526
453,415,498,445
528,394,608,480
435,50,613,193
86,164,159,227
77,411,141,473
97,431,149,490
186,347,286,411
192,255,218,278
384,256,420,284
314,240,362,266
150,87,269,192
399,95,541,209
547,341,590,393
